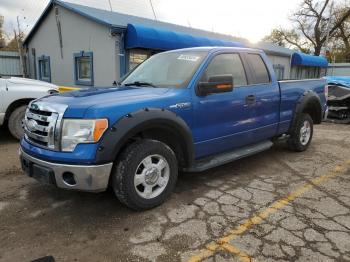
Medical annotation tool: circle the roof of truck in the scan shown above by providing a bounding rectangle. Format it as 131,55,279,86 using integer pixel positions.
163,46,263,54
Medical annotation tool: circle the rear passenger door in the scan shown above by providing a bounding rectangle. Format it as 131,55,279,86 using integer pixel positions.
243,53,280,142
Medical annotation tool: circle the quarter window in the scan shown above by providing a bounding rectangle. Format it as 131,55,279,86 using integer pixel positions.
202,53,247,86
247,54,270,84
74,51,93,86
38,55,51,82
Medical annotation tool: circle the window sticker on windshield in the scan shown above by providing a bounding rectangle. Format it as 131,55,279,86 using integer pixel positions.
177,54,200,62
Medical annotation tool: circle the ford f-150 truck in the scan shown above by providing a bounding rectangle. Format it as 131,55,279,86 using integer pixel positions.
19,47,327,210
0,77,58,139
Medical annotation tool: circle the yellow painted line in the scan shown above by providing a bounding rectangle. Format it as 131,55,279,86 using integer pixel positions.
221,243,254,262
58,86,81,93
187,161,350,262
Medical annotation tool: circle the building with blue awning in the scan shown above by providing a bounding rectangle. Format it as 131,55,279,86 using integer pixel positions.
290,53,328,79
23,0,328,87
125,24,245,50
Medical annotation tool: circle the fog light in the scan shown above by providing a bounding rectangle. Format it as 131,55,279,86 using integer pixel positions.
62,172,76,186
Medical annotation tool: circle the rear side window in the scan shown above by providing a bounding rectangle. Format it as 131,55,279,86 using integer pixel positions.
247,54,270,84
201,53,247,86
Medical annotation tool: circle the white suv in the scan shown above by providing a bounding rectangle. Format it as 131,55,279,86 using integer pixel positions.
0,77,59,139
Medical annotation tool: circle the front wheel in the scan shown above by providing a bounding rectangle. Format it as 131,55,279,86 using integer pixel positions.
112,139,178,210
8,105,27,140
287,113,313,152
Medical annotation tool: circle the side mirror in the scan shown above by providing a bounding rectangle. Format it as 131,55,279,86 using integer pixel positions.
198,75,233,96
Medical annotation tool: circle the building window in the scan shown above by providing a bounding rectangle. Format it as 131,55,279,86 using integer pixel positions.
74,51,93,86
273,64,285,80
129,50,148,71
38,55,51,82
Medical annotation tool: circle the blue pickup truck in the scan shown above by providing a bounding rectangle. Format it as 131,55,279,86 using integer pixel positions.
20,47,327,210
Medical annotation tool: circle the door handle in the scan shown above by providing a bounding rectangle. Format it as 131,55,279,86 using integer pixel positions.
245,94,256,105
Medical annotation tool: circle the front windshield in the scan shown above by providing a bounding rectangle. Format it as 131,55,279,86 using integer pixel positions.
121,50,208,88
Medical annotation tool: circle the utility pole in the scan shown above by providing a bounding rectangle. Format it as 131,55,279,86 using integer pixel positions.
107,0,113,12
16,16,26,77
149,0,157,20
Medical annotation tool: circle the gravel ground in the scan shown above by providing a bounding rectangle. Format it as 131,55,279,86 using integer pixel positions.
0,123,349,262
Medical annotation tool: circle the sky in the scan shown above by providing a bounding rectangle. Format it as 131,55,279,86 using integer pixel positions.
0,0,302,43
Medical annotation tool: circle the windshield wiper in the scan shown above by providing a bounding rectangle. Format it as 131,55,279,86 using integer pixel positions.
124,81,156,87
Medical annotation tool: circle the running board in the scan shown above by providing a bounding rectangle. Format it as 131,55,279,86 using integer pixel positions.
185,140,274,172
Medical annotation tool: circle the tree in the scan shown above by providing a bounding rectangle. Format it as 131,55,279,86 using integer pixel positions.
263,0,350,56
262,29,286,47
333,7,350,61
263,28,312,53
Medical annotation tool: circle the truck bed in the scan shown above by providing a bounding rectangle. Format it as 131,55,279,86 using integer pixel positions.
277,78,327,134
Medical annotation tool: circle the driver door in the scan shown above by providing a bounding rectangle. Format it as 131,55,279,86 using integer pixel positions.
192,52,255,158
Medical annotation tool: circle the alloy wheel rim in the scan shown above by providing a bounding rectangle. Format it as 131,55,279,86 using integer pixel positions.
300,120,311,146
134,154,170,199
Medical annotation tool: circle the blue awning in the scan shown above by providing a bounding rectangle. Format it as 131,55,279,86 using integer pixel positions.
291,52,328,67
125,24,245,50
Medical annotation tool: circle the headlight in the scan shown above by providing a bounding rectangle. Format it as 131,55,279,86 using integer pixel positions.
61,119,108,152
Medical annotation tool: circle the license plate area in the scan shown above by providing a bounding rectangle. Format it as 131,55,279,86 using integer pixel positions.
21,157,56,185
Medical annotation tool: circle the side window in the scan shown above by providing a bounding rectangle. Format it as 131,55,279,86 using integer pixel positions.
74,51,93,86
38,55,51,82
247,54,270,84
202,53,247,86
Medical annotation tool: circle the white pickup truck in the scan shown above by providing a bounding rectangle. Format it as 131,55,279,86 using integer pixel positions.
0,77,58,139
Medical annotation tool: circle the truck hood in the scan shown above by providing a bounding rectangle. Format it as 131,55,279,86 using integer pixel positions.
37,86,177,120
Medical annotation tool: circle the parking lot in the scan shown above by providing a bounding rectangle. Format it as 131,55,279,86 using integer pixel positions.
0,123,350,262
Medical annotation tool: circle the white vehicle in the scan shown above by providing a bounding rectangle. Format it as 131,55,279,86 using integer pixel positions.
0,77,59,139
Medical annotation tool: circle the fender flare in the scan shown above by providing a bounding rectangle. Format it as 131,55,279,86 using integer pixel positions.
290,90,323,132
95,108,195,166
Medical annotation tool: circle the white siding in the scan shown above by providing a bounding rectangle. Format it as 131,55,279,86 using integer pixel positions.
266,54,291,80
327,63,350,76
0,51,21,77
27,6,119,87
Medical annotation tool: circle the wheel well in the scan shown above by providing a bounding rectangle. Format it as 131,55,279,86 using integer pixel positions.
302,100,322,124
5,99,33,120
119,127,189,168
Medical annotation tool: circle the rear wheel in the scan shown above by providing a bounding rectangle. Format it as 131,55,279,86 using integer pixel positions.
112,139,178,210
287,113,313,152
8,105,27,140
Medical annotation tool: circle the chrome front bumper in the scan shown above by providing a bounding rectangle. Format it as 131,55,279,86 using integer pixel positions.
19,147,113,192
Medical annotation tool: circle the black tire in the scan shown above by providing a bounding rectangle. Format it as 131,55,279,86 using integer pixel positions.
287,113,313,152
112,139,178,210
8,105,27,140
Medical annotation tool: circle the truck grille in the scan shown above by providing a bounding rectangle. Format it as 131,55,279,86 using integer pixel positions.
24,101,67,150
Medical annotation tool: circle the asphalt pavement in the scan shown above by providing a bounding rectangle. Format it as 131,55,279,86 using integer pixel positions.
0,123,349,262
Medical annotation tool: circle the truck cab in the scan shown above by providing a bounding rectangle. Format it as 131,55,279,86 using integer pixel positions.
19,47,327,210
